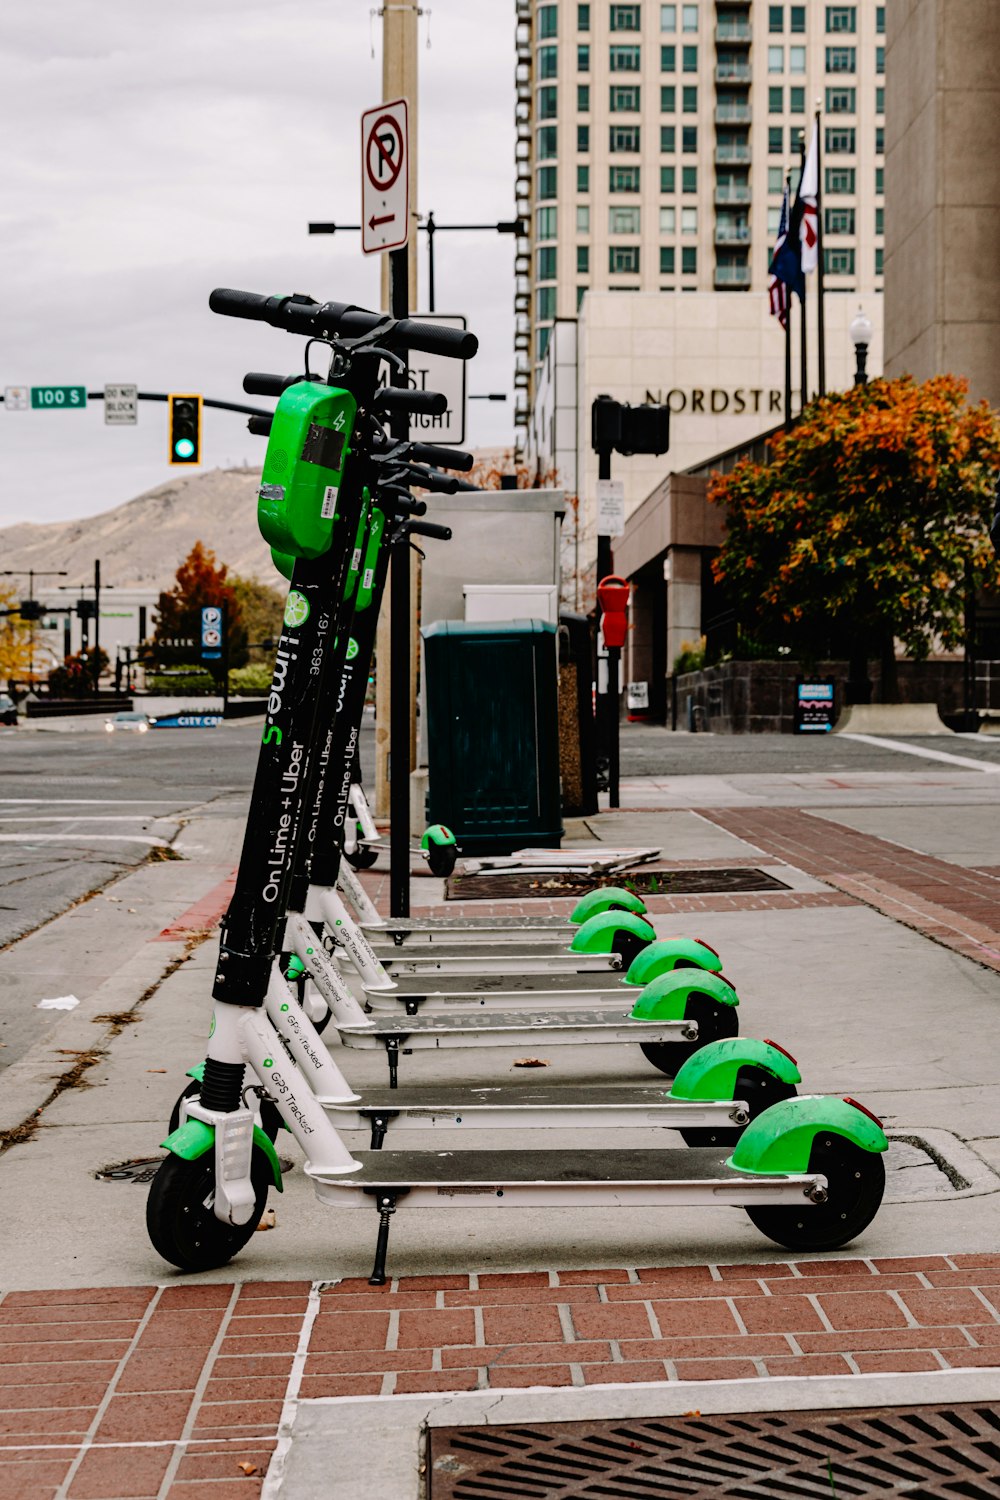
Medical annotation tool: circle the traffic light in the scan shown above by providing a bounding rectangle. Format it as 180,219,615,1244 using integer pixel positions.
18,600,44,621
168,394,202,465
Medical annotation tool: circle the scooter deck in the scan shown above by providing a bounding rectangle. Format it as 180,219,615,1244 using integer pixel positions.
337,1007,690,1044
362,971,629,997
368,951,615,976
362,986,639,1014
361,916,572,936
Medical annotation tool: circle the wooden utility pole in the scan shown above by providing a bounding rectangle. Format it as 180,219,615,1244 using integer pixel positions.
374,0,420,825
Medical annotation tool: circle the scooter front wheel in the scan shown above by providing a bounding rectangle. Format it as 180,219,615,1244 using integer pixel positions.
146,1147,271,1273
639,994,740,1079
345,845,380,871
745,1136,886,1252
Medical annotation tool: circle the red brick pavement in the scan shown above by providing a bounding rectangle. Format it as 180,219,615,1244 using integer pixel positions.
4,1257,1000,1497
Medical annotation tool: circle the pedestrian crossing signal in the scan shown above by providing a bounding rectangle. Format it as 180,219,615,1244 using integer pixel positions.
169,394,202,465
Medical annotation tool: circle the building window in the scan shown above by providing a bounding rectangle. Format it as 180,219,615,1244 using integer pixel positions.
876,86,885,114
660,246,676,274
790,86,805,112
535,287,556,321
681,245,697,274
768,165,785,193
769,5,783,31
660,165,675,191
659,205,676,232
769,85,783,113
660,44,676,70
825,206,855,234
660,124,676,151
826,86,856,112
537,206,558,239
538,5,558,38
768,45,784,71
681,206,697,234
682,85,697,112
536,165,558,199
577,43,590,69
825,126,855,153
578,4,591,30
576,204,591,231
682,164,697,192
660,85,676,110
609,205,641,233
610,4,642,30
768,126,783,154
824,247,855,275
875,125,884,154
536,326,550,360
577,245,590,273
876,46,885,74
826,46,856,72
538,85,558,119
610,124,641,151
610,43,641,70
875,205,884,235
609,244,641,273
577,163,590,190
682,44,698,71
790,4,805,30
577,124,590,151
612,84,641,110
577,285,588,309
538,44,558,79
875,166,884,194
660,3,676,29
826,165,855,193
681,4,698,31
609,164,641,191
536,246,557,280
536,125,557,158
577,83,591,110
876,5,885,33
875,247,884,275
768,206,782,235
826,6,856,32
682,124,697,151
789,45,805,72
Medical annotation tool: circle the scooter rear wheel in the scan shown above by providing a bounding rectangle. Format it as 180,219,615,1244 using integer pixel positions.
146,1147,272,1273
638,993,740,1079
426,842,457,878
745,1136,886,1252
679,1064,798,1148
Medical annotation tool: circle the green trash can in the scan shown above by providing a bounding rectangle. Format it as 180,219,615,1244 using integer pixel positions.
422,620,563,855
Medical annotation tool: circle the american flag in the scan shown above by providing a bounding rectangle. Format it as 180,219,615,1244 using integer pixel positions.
768,183,792,328
799,122,819,273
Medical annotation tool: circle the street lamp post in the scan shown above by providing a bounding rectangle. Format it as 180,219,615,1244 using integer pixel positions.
844,306,875,704
849,305,873,387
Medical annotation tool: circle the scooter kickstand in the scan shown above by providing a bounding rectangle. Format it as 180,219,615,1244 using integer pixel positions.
369,1191,402,1285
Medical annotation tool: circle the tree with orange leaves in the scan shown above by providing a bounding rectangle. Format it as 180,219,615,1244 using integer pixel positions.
709,375,1000,694
152,541,248,679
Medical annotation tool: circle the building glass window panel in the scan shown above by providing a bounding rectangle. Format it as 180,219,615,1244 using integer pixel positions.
682,44,698,71
536,286,557,321
576,204,590,231
611,124,641,151
660,85,676,110
660,2,676,28
577,245,589,273
826,86,856,112
610,4,642,30
790,4,805,29
660,124,676,151
577,83,591,110
825,126,855,153
538,85,558,118
537,247,557,280
682,164,697,192
612,84,641,110
681,206,697,234
789,45,805,72
875,205,884,235
577,284,588,309
660,44,676,69
768,165,785,193
790,86,805,112
681,4,697,31
609,164,641,191
768,125,783,155
539,44,558,79
609,244,641,273
876,86,885,114
538,5,558,37
537,206,558,239
768,45,784,71
660,246,676,274
609,205,641,233
577,163,590,190
826,46,856,72
659,206,676,232
537,125,558,158
826,166,855,193
826,6,856,32
875,246,883,275
825,206,855,234
577,124,590,151
824,247,855,274
681,245,697,274
875,125,884,154
577,43,590,69
682,124,697,152
536,165,558,199
660,165,676,192
876,46,885,73
682,84,697,112
535,326,550,361
578,3,591,30
768,206,782,235
769,85,783,113
876,5,885,33
610,43,641,70
769,5,784,31
876,166,884,194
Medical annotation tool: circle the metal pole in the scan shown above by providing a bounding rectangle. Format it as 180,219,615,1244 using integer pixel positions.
426,211,436,313
608,646,621,809
798,134,808,413
389,244,411,919
596,449,613,794
814,106,826,397
93,559,101,696
784,169,793,428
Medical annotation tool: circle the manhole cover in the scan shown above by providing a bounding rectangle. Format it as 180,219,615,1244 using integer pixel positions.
429,1403,1000,1497
446,868,790,903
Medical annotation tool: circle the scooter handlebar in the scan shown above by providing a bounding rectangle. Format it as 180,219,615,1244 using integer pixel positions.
209,289,478,360
243,372,303,397
407,520,452,542
374,388,448,415
409,442,474,472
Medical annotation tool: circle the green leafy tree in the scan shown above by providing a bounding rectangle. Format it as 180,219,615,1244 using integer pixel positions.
153,541,248,685
709,375,1000,698
229,574,285,667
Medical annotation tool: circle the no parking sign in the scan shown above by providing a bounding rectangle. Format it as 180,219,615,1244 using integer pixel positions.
201,606,222,661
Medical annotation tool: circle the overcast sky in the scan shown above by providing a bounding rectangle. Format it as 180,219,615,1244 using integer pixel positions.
0,1,516,526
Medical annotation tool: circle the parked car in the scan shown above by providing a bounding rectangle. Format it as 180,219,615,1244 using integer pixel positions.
0,694,17,726
105,710,152,734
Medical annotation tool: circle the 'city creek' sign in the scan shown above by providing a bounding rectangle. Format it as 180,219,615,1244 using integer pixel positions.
645,387,785,415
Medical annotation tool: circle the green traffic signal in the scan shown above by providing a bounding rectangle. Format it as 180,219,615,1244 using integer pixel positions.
168,394,202,465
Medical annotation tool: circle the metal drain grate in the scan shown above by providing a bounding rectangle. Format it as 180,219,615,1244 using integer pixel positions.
429,1402,1000,1498
446,867,791,903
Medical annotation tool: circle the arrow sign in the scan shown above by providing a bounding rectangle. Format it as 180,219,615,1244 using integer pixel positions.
361,98,409,255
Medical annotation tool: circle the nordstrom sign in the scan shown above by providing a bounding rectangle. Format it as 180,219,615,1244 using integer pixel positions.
645,387,785,415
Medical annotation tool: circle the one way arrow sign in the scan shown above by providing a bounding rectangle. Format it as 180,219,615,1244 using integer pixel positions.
361,99,409,255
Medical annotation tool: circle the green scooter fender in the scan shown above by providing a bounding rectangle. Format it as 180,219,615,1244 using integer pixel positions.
668,1038,800,1102
570,886,646,925
624,938,723,987
569,910,656,956
421,824,456,849
630,968,739,1021
160,1118,284,1192
727,1095,888,1175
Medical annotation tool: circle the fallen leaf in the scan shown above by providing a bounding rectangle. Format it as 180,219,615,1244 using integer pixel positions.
512,1058,550,1068
237,1461,258,1476
127,908,137,913
147,1069,167,1073
255,1208,277,1231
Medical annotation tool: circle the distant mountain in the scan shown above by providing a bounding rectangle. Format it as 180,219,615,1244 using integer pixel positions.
0,467,273,592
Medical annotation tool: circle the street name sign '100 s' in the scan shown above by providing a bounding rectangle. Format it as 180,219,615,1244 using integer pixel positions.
31,385,87,410
361,98,409,254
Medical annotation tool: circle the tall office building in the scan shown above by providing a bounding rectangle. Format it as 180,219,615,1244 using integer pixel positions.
513,0,887,430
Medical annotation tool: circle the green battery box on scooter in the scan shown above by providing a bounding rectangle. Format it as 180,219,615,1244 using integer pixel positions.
257,382,357,560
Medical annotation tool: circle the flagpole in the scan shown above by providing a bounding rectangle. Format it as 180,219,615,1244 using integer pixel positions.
784,169,793,429
798,129,808,414
815,105,826,396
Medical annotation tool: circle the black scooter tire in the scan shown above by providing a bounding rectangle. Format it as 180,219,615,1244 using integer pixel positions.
679,1065,798,1148
745,1137,886,1252
638,993,740,1078
426,843,457,878
345,845,380,871
146,1147,271,1273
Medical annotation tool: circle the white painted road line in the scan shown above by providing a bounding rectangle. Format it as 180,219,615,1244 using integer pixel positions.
0,815,174,823
0,834,171,845
840,733,1000,774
